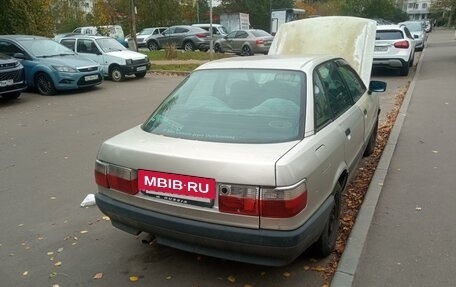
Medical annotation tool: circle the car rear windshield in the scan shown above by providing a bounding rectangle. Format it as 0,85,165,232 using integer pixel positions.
376,30,403,40
142,69,306,144
251,30,271,37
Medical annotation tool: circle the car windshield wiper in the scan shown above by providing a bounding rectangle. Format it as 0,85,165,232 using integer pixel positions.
58,53,75,56
37,54,60,58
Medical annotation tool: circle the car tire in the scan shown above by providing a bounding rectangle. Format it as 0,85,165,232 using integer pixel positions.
399,61,410,76
241,45,253,56
110,66,124,82
214,43,224,53
315,182,342,257
35,73,56,96
147,41,159,51
183,41,195,52
135,72,146,78
2,91,21,100
363,118,378,157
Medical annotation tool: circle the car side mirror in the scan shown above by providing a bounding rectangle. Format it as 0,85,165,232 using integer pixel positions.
368,80,387,94
13,52,26,59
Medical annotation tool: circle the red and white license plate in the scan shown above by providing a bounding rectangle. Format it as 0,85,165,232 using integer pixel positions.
138,170,216,200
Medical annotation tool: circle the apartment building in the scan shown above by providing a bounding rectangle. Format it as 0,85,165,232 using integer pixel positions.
402,0,433,20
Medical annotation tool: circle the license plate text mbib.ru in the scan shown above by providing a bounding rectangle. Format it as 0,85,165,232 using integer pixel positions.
138,170,216,199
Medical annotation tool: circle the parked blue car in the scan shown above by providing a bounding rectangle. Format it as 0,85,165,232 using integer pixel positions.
0,35,103,95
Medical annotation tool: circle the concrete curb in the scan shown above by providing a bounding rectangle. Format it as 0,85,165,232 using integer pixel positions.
330,49,426,287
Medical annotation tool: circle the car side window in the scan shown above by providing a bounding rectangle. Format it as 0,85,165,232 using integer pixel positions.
226,31,237,39
235,31,248,39
60,39,76,51
335,60,366,103
316,61,353,118
175,28,188,33
0,41,22,57
313,71,333,130
77,39,100,54
403,27,413,39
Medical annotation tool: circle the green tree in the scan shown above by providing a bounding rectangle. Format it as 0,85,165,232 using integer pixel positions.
0,0,54,36
340,0,406,21
50,0,89,33
431,0,456,26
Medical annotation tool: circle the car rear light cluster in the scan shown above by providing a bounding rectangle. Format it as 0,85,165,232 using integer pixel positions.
195,33,208,38
394,40,409,49
95,160,138,195
256,39,264,45
218,181,307,218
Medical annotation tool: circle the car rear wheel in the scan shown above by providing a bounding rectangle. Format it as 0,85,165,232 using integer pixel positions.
110,66,124,82
315,182,341,257
214,43,224,53
241,45,253,56
399,61,410,76
35,73,56,96
135,72,146,78
363,118,378,157
2,91,21,100
183,41,195,52
147,41,159,51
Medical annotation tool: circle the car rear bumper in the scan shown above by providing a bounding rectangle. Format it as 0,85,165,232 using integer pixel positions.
95,192,333,266
373,58,406,68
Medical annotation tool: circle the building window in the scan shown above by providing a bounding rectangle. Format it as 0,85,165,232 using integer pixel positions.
422,3,428,9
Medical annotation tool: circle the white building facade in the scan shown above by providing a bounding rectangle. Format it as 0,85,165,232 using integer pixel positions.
402,0,433,20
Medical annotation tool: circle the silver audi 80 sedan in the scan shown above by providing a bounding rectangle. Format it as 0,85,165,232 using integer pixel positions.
94,17,386,266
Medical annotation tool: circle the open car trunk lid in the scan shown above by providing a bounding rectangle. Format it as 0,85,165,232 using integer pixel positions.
268,16,376,86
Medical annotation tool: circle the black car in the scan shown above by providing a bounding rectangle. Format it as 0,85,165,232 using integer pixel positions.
0,53,27,100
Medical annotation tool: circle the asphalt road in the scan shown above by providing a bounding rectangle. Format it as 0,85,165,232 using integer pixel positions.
0,60,417,287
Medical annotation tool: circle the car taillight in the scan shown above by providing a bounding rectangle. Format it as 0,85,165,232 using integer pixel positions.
256,39,264,45
218,181,307,218
394,40,409,49
219,185,259,216
260,181,307,218
196,33,207,38
94,160,138,195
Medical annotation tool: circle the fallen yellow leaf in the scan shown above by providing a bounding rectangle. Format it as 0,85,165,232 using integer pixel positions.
93,273,103,279
102,216,110,221
129,275,139,282
54,261,62,267
80,230,88,234
311,266,325,272
22,271,28,276
52,284,60,287
303,266,310,271
283,272,291,277
49,271,57,278
227,275,236,283
243,284,253,287
166,276,172,280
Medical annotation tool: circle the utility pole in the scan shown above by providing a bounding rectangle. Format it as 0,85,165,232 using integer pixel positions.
130,0,137,51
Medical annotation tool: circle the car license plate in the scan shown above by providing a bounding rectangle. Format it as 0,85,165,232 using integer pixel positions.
0,79,14,87
374,46,388,52
137,66,146,71
138,170,216,200
84,75,99,81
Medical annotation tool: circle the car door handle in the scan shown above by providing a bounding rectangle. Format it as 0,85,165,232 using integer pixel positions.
345,128,351,136
364,109,368,115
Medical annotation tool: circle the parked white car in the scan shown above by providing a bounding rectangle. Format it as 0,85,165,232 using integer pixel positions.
94,17,385,266
373,25,416,76
59,35,150,81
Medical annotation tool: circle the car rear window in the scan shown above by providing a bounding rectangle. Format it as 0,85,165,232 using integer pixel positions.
251,30,271,37
376,30,403,40
143,69,306,144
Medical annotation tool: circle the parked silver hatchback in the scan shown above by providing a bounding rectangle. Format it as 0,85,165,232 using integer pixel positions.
95,17,385,266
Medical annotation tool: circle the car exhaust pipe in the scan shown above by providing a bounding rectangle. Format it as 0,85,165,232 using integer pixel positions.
140,233,156,245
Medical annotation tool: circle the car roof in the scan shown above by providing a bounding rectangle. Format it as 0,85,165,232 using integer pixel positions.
0,35,48,41
62,34,109,40
376,24,403,30
195,54,334,71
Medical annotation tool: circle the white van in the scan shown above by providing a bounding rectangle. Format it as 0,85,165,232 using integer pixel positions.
73,25,125,42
